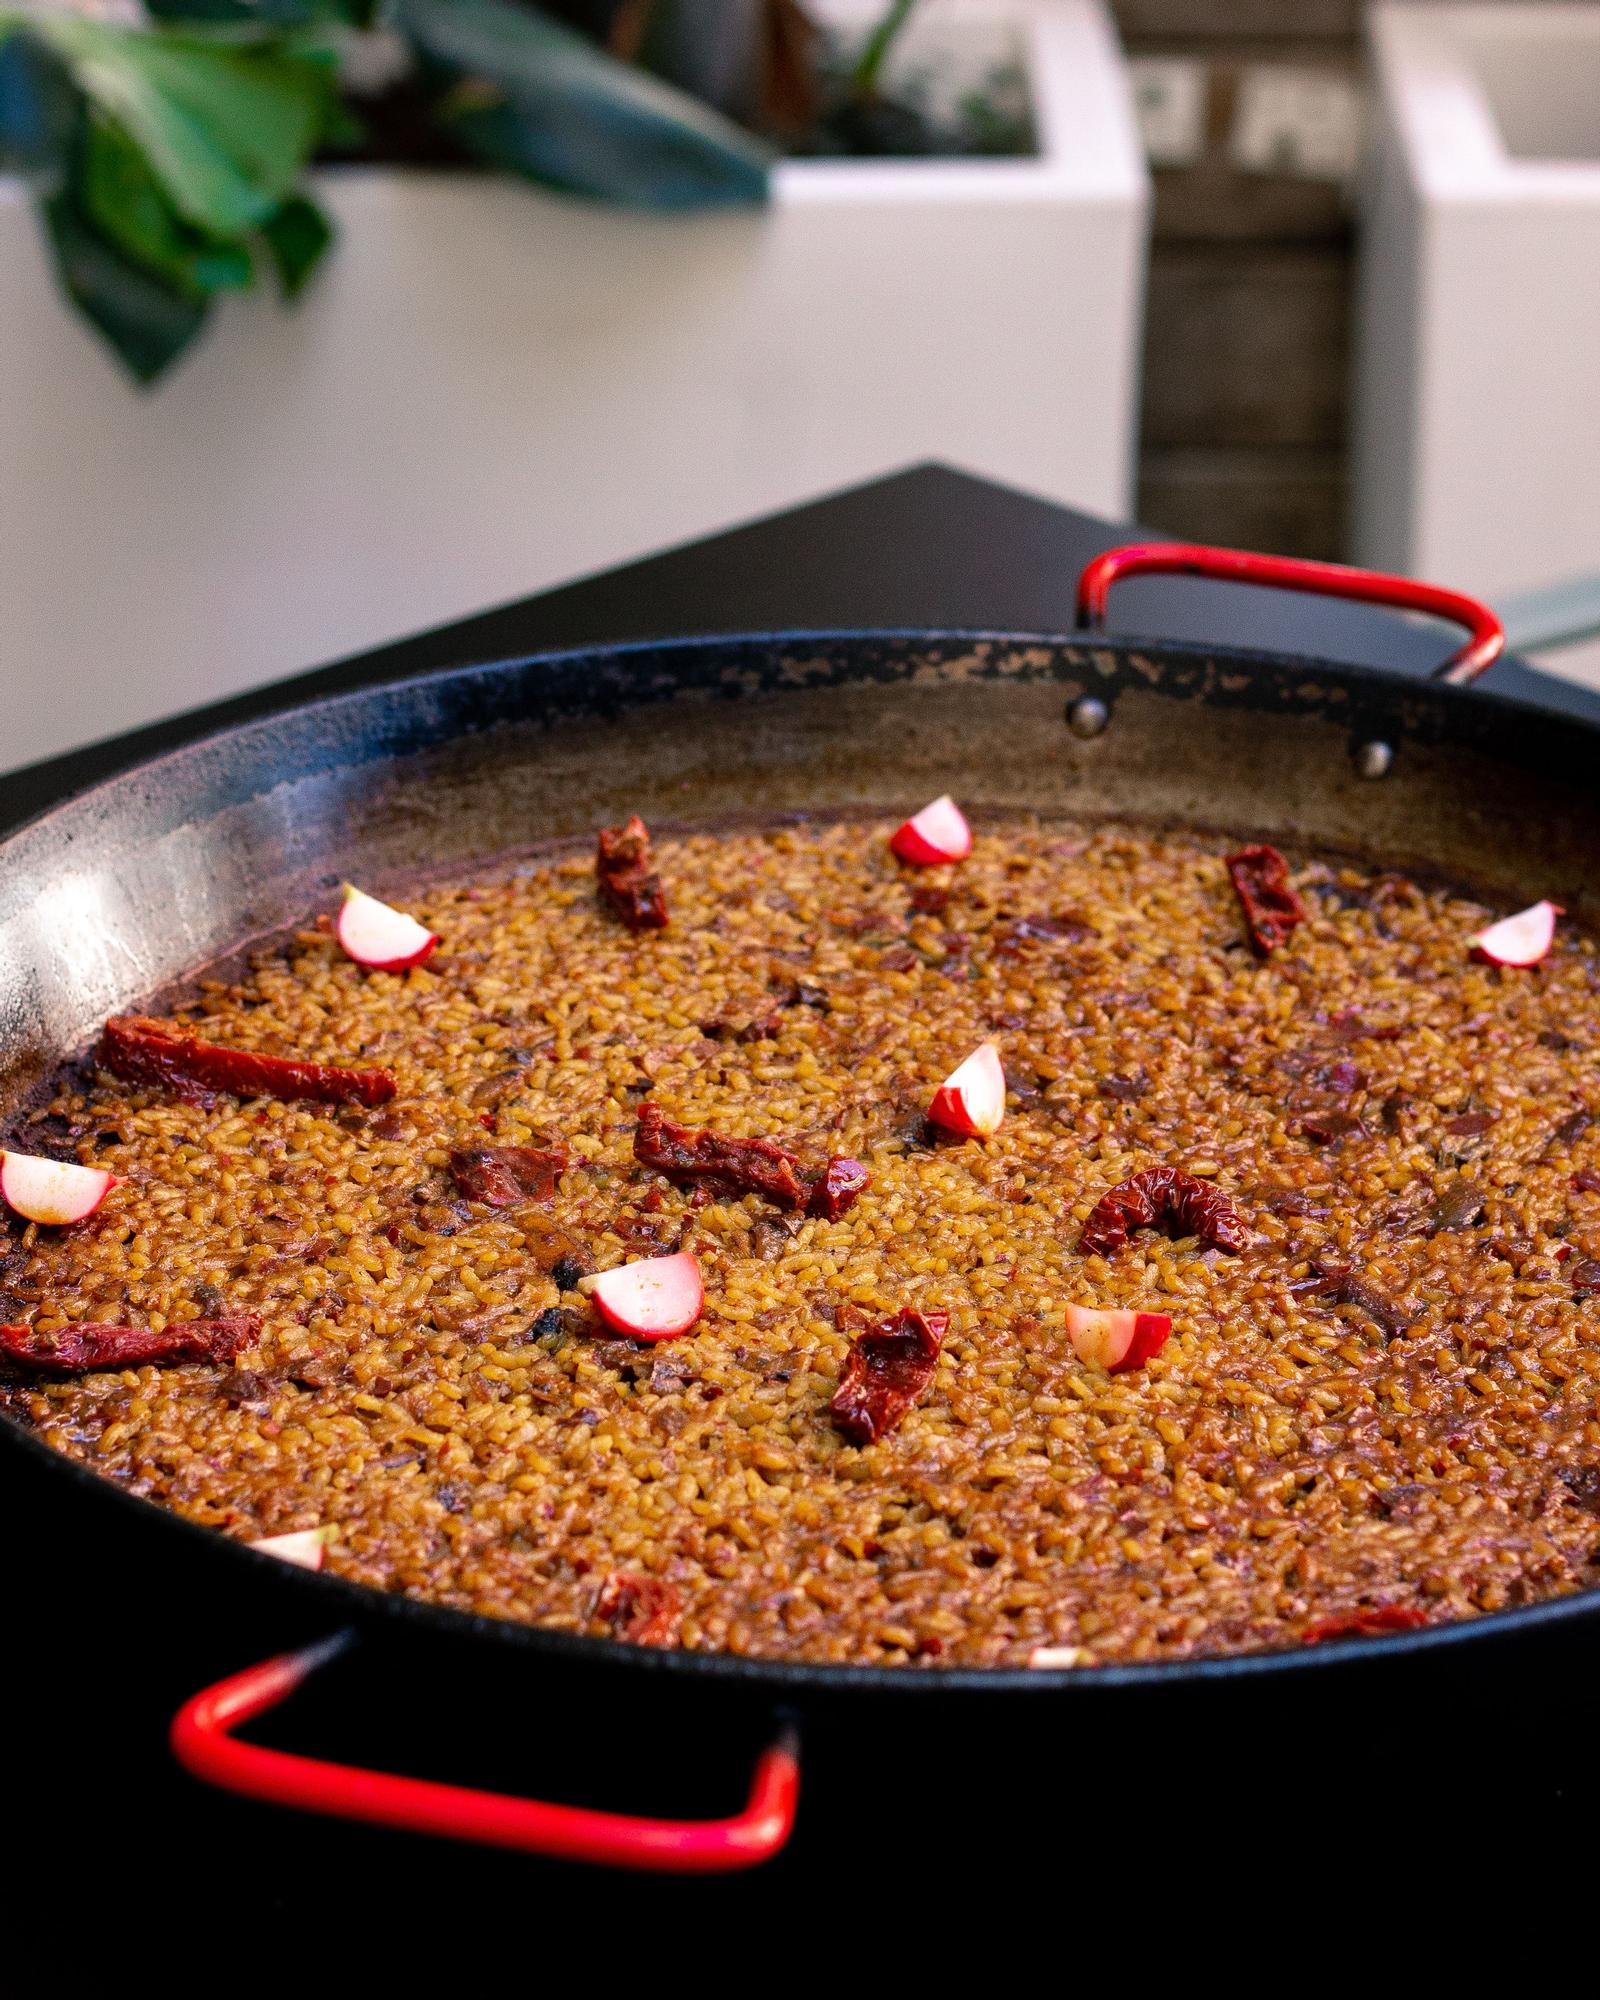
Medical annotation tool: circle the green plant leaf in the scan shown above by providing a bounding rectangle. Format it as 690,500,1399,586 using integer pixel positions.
398,0,772,209
260,188,332,296
41,184,210,383
82,109,254,297
29,16,338,235
0,21,79,184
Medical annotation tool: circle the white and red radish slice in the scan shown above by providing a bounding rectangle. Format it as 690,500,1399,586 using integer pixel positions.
927,1042,1005,1137
248,1527,329,1570
890,795,972,867
1470,899,1562,967
1028,1645,1089,1670
1064,1303,1172,1375
336,884,439,972
582,1251,704,1342
0,1150,117,1227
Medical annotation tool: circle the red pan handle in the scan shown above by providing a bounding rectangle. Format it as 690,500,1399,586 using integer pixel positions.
1075,541,1504,685
171,1634,799,1873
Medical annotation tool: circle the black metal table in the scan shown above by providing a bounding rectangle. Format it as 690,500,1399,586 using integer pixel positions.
6,465,1595,1944
8,463,1596,831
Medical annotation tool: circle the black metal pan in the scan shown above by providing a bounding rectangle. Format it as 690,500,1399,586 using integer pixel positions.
5,541,1598,1874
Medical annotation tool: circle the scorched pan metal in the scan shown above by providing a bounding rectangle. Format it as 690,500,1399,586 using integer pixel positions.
5,543,1599,1875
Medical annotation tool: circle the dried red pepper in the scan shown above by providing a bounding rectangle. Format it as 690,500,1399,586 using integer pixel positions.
1302,1605,1429,1644
1226,844,1306,955
596,815,668,931
0,1314,259,1375
830,1307,947,1445
100,1015,395,1108
1079,1166,1248,1256
634,1104,868,1220
449,1146,566,1207
594,1570,682,1646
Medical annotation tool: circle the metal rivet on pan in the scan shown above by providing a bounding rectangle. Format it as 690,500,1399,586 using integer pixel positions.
1354,739,1394,780
1066,697,1109,739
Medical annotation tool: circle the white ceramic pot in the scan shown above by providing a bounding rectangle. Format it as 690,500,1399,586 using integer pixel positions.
1351,3,1600,684
0,0,1146,772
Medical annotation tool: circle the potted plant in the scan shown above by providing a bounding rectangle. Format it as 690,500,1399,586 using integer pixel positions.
0,0,1147,770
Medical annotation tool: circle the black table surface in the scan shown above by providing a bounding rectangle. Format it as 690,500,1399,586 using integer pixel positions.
6,462,1597,832
7,464,1598,1951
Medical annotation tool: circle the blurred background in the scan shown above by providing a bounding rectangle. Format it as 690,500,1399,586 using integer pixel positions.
1,0,1596,769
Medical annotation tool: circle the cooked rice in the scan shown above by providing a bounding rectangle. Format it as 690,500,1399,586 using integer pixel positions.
3,815,1598,1666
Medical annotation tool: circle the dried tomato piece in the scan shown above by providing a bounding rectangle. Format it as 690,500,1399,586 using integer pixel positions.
635,1103,805,1207
596,815,668,931
0,1314,259,1375
634,1104,868,1219
1225,844,1306,955
448,1146,566,1207
829,1307,947,1445
1302,1605,1429,1644
807,1156,870,1221
594,1570,682,1647
1079,1167,1247,1256
100,1016,395,1108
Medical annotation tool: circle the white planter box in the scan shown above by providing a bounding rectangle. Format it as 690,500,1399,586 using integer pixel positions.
1351,4,1600,680
0,0,1147,773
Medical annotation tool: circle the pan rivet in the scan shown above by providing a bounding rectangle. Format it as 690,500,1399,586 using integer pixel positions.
1067,697,1109,740
1355,739,1394,780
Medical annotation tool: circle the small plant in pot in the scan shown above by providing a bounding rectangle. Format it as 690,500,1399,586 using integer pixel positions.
0,0,1033,380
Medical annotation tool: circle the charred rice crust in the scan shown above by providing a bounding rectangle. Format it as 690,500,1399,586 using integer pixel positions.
3,817,1600,1666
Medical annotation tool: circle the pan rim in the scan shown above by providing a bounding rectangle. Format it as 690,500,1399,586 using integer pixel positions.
2,622,1588,855
5,624,1599,1690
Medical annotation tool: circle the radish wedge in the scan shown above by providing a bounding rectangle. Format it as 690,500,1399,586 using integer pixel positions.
336,884,439,972
1029,1645,1089,1670
583,1251,704,1342
890,795,972,867
249,1527,328,1570
928,1042,1005,1137
1064,1303,1173,1375
1471,899,1562,967
0,1150,117,1226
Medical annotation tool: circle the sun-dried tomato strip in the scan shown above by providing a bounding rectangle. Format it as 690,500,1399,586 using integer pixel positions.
594,1570,682,1646
634,1104,868,1219
0,1314,259,1375
806,1156,870,1221
1226,844,1306,955
100,1015,395,1108
596,815,668,931
1079,1167,1248,1256
448,1146,566,1207
830,1308,947,1445
1302,1605,1429,1643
